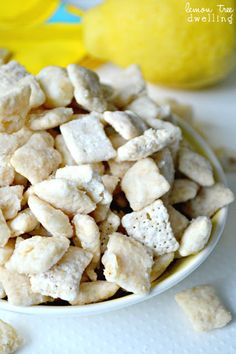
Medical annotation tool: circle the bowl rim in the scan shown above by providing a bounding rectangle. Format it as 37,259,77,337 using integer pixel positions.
0,116,228,316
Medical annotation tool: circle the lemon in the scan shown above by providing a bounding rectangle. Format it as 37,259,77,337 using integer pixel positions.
83,0,236,88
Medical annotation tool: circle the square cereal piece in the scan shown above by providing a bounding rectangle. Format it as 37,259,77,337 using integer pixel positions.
28,107,73,131
0,209,11,247
60,114,116,164
169,179,199,205
67,64,107,112
122,199,179,255
0,319,23,354
0,185,24,220
121,157,170,211
30,246,93,302
0,266,49,306
103,111,142,140
102,232,153,294
10,133,61,184
70,281,119,305
175,285,232,331
182,183,235,218
178,147,214,187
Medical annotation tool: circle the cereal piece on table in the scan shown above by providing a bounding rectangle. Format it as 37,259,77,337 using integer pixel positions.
121,158,170,211
117,128,174,162
0,319,23,354
169,179,199,205
7,208,38,237
55,134,76,166
108,160,134,179
67,64,107,112
126,95,168,123
178,216,212,257
151,252,175,282
167,206,189,241
37,66,74,108
55,165,107,204
102,232,153,294
60,114,116,164
102,175,119,195
103,111,142,139
99,211,120,253
0,267,49,306
0,210,11,247
122,199,179,255
70,281,119,305
30,246,92,302
33,178,95,216
28,195,73,238
182,183,235,218
28,107,73,131
110,65,146,108
10,133,61,184
175,285,232,331
152,148,175,186
73,214,100,281
6,236,70,274
178,148,214,187
0,48,11,65
0,185,24,220
0,240,15,266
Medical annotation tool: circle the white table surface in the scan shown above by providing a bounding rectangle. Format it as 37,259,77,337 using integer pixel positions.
1,69,236,354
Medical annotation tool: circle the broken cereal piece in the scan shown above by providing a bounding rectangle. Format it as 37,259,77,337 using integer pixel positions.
28,107,73,131
175,285,232,331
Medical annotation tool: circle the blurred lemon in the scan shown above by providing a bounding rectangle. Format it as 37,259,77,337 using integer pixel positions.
83,0,236,88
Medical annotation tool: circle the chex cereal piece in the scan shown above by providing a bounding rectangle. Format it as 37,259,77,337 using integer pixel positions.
126,95,168,123
103,111,142,139
37,65,74,108
0,210,11,247
73,214,100,281
60,114,116,164
99,210,120,253
33,178,95,216
117,128,174,162
28,195,73,238
55,165,107,204
10,133,61,184
110,65,146,107
30,246,92,302
6,236,70,274
167,206,189,241
178,216,212,257
175,285,232,331
152,148,175,186
55,134,76,166
70,281,119,305
0,266,50,306
178,148,214,187
0,319,23,354
0,185,24,220
121,158,170,211
28,107,73,131
0,240,15,266
67,64,107,112
108,160,134,179
182,183,235,218
169,179,199,205
0,48,10,65
151,253,175,282
122,200,179,255
7,208,38,237
102,232,153,294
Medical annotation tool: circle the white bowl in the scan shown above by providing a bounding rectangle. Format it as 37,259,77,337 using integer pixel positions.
0,117,228,316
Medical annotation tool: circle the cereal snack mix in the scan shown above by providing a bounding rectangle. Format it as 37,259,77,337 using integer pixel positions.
0,59,234,308
175,285,232,331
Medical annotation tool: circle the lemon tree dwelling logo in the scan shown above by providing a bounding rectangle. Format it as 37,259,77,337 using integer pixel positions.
185,2,234,24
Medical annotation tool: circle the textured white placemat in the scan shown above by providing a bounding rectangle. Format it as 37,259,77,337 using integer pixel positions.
1,68,235,354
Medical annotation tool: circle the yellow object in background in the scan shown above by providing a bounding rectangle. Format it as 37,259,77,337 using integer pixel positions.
84,0,236,88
